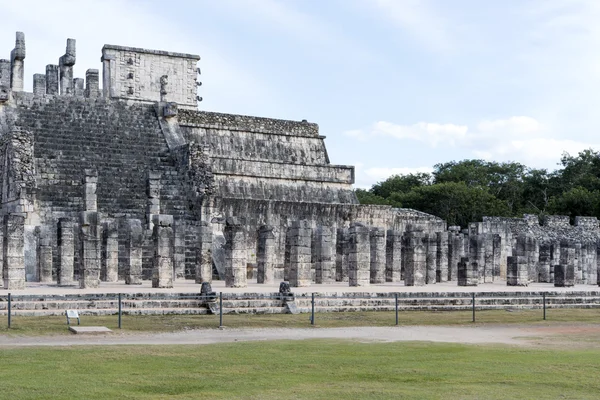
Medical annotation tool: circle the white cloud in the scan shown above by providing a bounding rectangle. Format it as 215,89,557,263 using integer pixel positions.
372,121,468,147
348,115,600,171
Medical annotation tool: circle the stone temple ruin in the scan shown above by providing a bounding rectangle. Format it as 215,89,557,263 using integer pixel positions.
0,32,599,291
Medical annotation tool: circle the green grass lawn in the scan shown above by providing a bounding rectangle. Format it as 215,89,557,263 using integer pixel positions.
2,308,600,336
1,340,599,399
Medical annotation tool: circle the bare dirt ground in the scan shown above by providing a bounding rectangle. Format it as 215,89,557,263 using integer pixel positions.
2,323,599,349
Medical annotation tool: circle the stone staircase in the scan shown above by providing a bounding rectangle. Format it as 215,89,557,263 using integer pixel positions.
2,290,600,317
17,97,198,278
17,96,194,222
16,97,179,217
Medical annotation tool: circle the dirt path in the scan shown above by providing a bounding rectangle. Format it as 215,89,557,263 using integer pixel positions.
0,325,546,347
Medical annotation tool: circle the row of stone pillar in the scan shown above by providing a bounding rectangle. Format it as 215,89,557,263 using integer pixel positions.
456,233,503,286
222,219,479,288
507,235,599,287
16,213,213,290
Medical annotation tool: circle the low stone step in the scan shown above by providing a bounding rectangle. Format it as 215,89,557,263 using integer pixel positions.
69,326,113,334
221,307,288,315
0,299,207,311
221,300,285,308
3,307,211,317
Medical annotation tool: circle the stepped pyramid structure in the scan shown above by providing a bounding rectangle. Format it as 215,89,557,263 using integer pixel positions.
2,32,597,292
0,32,445,289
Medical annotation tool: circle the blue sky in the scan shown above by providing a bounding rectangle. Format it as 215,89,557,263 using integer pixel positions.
2,0,600,188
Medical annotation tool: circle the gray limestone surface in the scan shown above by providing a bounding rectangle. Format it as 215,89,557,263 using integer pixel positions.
224,217,247,288
5,32,600,293
348,223,370,287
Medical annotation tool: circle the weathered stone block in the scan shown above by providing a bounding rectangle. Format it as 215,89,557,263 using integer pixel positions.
425,234,437,284
436,231,449,282
57,218,75,286
287,221,312,287
336,227,349,282
314,226,335,284
556,240,575,287
457,257,478,286
404,231,426,286
369,227,386,284
101,220,118,283
151,215,174,288
79,211,102,289
348,223,370,287
386,229,402,282
196,221,213,284
507,256,528,286
257,225,276,284
3,214,25,290
224,217,247,288
125,219,143,285
36,225,53,283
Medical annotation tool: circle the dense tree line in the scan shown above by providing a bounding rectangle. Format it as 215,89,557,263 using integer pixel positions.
355,149,600,228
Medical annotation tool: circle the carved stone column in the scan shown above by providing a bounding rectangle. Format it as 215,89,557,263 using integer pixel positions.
288,220,312,287
45,64,59,95
425,234,437,284
57,218,75,286
404,231,426,286
79,211,101,289
3,214,25,290
335,227,349,282
10,32,25,92
257,225,276,284
59,38,76,95
101,220,119,283
196,221,213,284
457,257,478,286
125,219,143,285
224,217,247,288
436,231,448,282
385,229,402,282
151,215,174,288
36,225,53,283
348,223,370,287
369,227,386,284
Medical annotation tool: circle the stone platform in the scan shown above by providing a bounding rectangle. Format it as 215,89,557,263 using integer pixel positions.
0,279,597,296
3,280,599,317
68,326,113,334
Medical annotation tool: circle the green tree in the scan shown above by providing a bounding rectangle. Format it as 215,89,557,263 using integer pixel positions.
370,172,431,198
547,187,600,221
354,189,390,206
389,182,511,227
552,149,600,194
432,160,527,214
521,168,550,213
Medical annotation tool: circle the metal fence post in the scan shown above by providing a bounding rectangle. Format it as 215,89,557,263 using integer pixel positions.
472,293,476,323
311,293,315,325
219,292,223,328
543,292,546,321
7,293,11,329
118,293,122,329
395,293,399,326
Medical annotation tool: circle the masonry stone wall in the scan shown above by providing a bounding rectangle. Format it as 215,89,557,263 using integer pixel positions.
101,45,200,109
179,110,357,204
0,32,465,291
